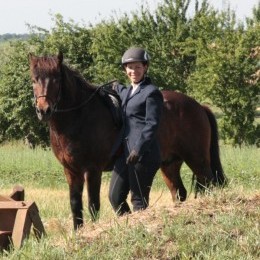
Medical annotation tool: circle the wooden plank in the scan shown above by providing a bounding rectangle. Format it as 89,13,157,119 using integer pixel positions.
0,201,33,209
0,200,45,250
29,203,46,239
0,209,16,230
12,208,32,248
0,195,14,201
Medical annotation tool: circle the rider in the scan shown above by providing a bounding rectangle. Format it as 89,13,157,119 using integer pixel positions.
109,47,163,215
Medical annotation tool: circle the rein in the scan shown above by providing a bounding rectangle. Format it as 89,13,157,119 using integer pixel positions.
35,80,117,114
55,85,101,113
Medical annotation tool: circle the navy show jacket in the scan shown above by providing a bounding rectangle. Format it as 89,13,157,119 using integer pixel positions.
114,77,163,164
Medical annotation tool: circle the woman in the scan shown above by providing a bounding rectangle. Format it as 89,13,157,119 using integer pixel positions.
109,47,163,215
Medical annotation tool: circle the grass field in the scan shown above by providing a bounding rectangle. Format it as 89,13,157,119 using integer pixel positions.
0,142,259,259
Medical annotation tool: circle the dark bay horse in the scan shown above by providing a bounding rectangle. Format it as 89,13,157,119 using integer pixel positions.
29,52,226,229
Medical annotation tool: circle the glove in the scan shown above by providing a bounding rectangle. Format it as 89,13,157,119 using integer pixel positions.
126,150,139,165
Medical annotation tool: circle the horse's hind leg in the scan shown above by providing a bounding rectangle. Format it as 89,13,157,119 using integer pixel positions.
65,168,84,230
85,170,102,221
160,160,187,201
188,159,215,197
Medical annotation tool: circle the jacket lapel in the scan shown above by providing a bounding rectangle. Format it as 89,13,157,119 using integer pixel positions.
122,77,150,106
129,85,141,99
122,86,133,106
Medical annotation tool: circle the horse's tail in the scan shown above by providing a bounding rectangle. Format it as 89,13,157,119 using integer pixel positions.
203,106,227,186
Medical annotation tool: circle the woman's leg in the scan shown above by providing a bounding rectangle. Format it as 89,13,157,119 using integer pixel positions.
129,162,158,212
108,155,131,215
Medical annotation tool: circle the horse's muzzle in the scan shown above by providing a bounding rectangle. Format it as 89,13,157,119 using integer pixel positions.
36,106,53,121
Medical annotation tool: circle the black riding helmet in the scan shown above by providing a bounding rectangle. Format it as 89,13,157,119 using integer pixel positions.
121,47,149,65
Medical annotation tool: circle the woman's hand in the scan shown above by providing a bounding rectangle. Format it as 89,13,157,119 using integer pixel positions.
126,150,139,164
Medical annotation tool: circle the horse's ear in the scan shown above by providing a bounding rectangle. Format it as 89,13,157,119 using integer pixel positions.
28,53,37,67
28,53,34,62
58,51,63,64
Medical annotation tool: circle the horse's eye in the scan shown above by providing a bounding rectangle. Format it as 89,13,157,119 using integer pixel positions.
32,76,39,84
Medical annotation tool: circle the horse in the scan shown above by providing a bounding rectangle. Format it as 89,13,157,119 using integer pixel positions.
29,52,226,230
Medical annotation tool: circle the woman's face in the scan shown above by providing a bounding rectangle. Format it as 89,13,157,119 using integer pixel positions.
124,62,147,84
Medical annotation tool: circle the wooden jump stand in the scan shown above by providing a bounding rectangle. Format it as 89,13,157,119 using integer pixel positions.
0,186,45,251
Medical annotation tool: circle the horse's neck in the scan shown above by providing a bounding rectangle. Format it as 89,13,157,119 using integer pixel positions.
61,69,94,107
50,71,98,130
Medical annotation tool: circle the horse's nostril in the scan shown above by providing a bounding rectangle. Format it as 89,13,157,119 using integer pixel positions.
46,107,51,115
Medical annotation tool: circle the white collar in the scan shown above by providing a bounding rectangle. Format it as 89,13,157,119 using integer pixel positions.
132,82,140,89
130,83,140,95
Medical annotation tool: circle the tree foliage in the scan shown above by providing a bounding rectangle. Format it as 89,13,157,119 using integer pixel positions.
188,5,260,146
0,0,259,146
0,41,49,145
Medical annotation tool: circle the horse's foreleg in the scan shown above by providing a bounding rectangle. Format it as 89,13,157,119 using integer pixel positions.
160,160,187,201
85,170,102,221
65,168,84,230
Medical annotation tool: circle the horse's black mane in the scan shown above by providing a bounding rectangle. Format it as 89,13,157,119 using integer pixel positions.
61,63,96,92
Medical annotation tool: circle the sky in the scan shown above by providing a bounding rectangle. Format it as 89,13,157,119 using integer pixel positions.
0,0,259,34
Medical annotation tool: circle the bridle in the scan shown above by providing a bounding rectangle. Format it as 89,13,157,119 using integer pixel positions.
34,79,117,115
34,78,62,118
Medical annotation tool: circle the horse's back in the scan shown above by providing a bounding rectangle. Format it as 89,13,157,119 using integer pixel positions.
159,91,211,162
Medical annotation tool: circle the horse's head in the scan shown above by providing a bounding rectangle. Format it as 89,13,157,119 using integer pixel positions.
29,52,63,121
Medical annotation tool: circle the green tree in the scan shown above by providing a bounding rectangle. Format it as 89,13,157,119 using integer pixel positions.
188,7,260,146
0,40,49,145
89,19,127,84
29,14,93,80
0,15,94,146
89,0,196,91
0,1,259,146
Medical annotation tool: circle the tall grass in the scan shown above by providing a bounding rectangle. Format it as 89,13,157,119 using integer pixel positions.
0,143,259,259
0,142,64,188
